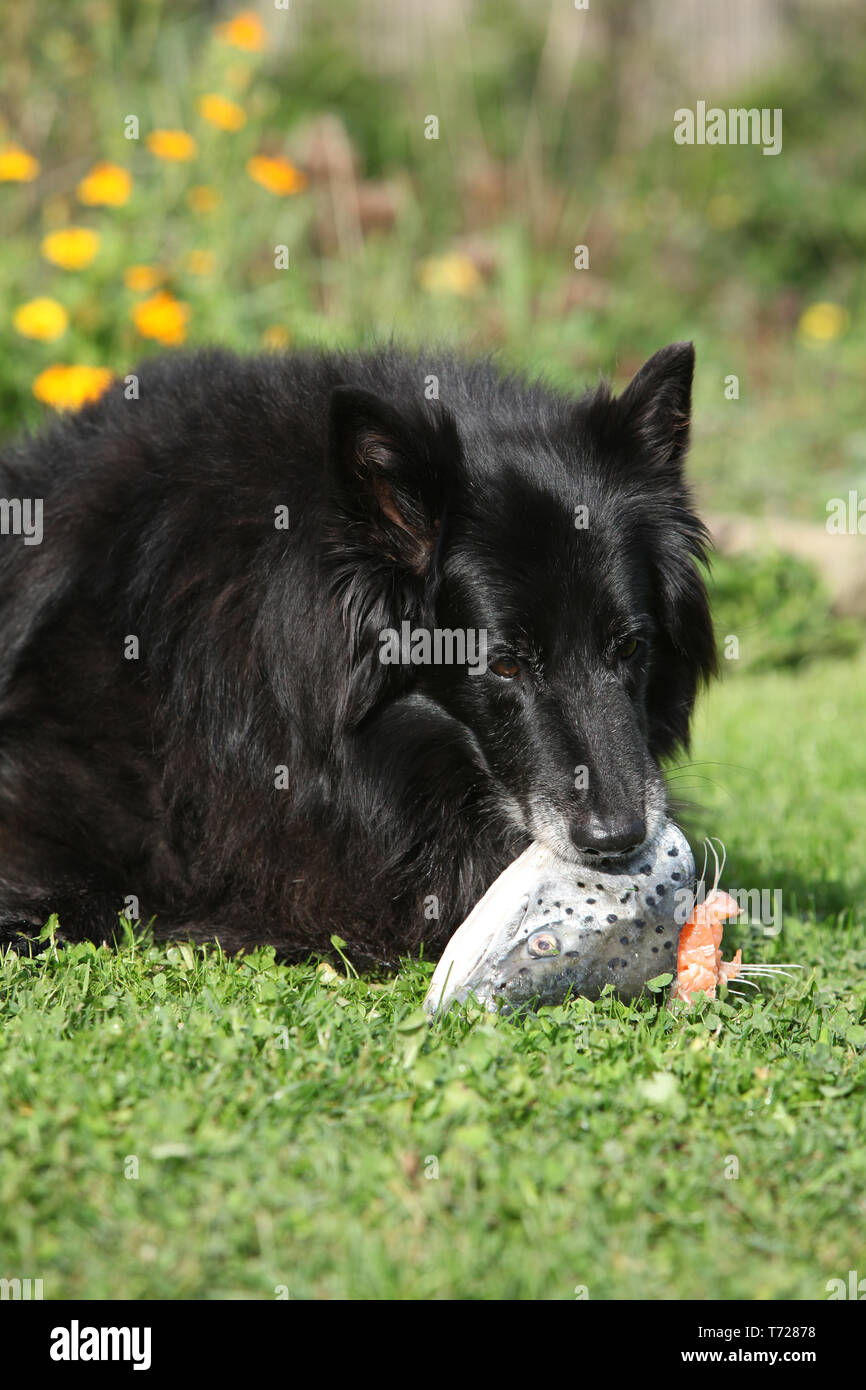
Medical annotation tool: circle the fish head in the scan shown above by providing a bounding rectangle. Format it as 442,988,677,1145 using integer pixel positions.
424,821,694,1015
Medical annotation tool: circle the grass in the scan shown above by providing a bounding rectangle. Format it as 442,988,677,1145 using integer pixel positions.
1,652,864,1300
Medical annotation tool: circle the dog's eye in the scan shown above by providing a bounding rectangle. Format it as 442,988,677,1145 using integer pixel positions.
618,637,640,660
489,656,520,679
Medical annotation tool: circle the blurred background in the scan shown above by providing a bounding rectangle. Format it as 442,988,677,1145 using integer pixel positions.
1,0,864,660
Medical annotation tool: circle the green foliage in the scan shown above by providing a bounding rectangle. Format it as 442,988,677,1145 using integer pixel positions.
707,551,862,673
0,0,864,525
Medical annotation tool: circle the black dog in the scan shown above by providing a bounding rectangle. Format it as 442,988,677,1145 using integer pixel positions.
0,342,715,968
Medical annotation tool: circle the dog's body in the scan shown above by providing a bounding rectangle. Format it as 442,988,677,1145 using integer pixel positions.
0,344,715,967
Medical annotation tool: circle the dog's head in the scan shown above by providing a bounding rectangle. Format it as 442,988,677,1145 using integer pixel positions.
328,343,716,861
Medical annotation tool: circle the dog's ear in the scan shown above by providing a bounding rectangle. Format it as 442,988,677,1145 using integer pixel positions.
646,519,718,757
328,386,459,574
616,341,695,476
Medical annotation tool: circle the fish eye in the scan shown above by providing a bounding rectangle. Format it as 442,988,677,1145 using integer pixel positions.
618,637,640,660
528,931,560,957
489,656,520,679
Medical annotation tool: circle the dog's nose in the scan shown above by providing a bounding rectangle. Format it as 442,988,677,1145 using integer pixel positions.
570,814,646,856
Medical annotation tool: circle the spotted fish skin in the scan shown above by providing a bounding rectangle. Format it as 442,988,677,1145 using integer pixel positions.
424,821,694,1015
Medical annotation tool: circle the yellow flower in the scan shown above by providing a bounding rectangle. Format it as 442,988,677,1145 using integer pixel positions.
146,130,198,162
187,184,220,213
417,253,482,296
186,249,217,275
262,325,290,349
797,301,849,343
216,10,266,52
198,94,247,132
246,154,307,196
131,290,190,345
13,297,69,341
41,227,101,270
76,162,132,206
0,142,40,182
124,265,163,293
33,364,114,410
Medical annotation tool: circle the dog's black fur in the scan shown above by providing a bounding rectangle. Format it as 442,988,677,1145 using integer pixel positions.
0,343,715,967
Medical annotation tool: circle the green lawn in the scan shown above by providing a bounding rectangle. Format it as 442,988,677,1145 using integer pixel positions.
1,652,864,1300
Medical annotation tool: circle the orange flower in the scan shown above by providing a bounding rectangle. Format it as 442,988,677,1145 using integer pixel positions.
262,325,290,349
131,290,190,345
41,227,101,270
77,162,132,206
146,130,197,162
216,10,266,52
13,297,69,341
187,184,220,213
186,249,217,275
246,154,307,196
198,94,247,132
33,364,114,410
0,142,40,182
124,265,163,293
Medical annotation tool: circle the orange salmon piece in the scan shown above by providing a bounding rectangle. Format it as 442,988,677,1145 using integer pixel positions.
672,888,742,1004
